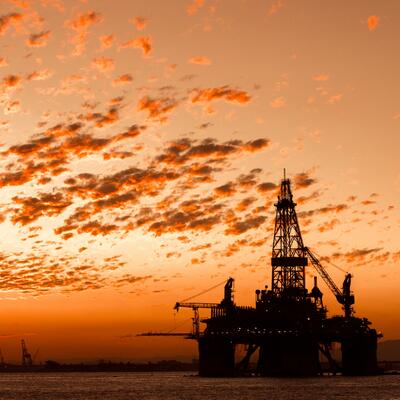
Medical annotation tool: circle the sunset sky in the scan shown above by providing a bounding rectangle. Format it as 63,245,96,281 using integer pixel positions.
0,0,399,363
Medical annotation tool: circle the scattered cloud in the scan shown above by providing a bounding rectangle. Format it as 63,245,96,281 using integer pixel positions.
367,15,379,31
65,11,103,55
130,16,147,31
294,172,317,189
137,96,179,123
270,96,286,108
26,30,51,47
189,56,212,65
91,57,115,73
120,36,152,57
0,12,24,35
40,0,65,12
313,74,330,81
187,0,205,16
26,68,53,81
268,0,284,16
113,74,133,85
99,34,114,50
328,93,342,104
191,86,251,104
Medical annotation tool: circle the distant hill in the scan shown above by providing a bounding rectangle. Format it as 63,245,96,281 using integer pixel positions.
378,340,400,361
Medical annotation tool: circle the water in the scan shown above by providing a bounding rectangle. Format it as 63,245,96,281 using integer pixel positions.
0,372,399,400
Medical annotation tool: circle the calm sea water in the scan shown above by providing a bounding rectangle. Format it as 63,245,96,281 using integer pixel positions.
0,372,399,400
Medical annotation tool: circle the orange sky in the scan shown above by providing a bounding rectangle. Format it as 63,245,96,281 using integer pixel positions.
0,0,399,363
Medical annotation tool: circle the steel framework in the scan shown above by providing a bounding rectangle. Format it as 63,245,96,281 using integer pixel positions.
271,174,308,295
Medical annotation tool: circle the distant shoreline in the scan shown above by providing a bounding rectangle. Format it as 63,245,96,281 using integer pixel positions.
0,360,399,374
0,360,199,373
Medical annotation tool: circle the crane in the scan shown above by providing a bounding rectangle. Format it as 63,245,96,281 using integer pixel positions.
174,278,235,338
137,278,234,339
21,339,33,366
305,247,354,318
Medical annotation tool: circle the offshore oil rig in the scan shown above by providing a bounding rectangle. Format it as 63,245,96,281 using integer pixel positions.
141,174,381,376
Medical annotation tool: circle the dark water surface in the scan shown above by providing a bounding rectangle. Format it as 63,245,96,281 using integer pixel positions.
0,372,399,400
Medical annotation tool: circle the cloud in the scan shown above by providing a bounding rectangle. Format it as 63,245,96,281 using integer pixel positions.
189,56,212,65
91,57,115,73
113,74,133,86
214,182,236,197
318,218,339,232
99,34,114,50
130,16,147,31
235,197,257,212
4,100,21,114
191,86,251,104
298,203,348,218
257,182,277,193
187,0,205,16
0,13,24,35
328,93,342,104
244,139,270,152
120,36,152,57
225,215,267,235
313,74,330,81
114,274,152,287
331,248,382,264
156,137,269,166
294,172,317,189
26,30,51,47
237,169,262,188
11,192,72,225
270,96,286,108
65,11,103,55
40,0,65,12
268,0,283,16
84,105,119,127
26,69,53,81
77,220,118,236
149,209,221,236
367,15,379,31
137,96,179,123
0,114,144,189
0,247,149,295
1,74,22,91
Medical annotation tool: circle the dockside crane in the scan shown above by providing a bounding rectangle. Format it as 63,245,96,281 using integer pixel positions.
21,339,33,366
305,247,354,318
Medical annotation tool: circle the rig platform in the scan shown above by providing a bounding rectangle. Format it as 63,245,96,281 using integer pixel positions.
141,174,381,377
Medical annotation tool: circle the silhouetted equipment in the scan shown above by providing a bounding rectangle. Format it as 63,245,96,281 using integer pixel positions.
141,172,381,377
306,248,355,318
21,340,33,366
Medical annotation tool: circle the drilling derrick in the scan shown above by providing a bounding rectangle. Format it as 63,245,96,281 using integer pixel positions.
271,173,308,296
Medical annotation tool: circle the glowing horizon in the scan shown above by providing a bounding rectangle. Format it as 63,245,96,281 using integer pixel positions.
0,0,399,363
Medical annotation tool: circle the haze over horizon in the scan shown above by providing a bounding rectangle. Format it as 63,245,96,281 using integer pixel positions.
0,0,399,363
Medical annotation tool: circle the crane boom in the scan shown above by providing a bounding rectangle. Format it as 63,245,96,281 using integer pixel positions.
305,248,342,297
305,247,354,318
174,302,220,311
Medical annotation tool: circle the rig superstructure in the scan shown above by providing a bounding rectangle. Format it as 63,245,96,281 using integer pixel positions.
141,174,381,376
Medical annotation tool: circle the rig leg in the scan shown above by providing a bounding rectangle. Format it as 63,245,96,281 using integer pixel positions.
341,331,378,375
198,337,235,377
258,335,320,376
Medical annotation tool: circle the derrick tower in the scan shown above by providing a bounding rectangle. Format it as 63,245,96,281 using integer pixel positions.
271,171,308,296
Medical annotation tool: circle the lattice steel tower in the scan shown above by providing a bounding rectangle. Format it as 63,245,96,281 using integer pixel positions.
271,171,308,296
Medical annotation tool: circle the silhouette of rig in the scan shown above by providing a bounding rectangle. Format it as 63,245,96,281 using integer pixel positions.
140,173,381,376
